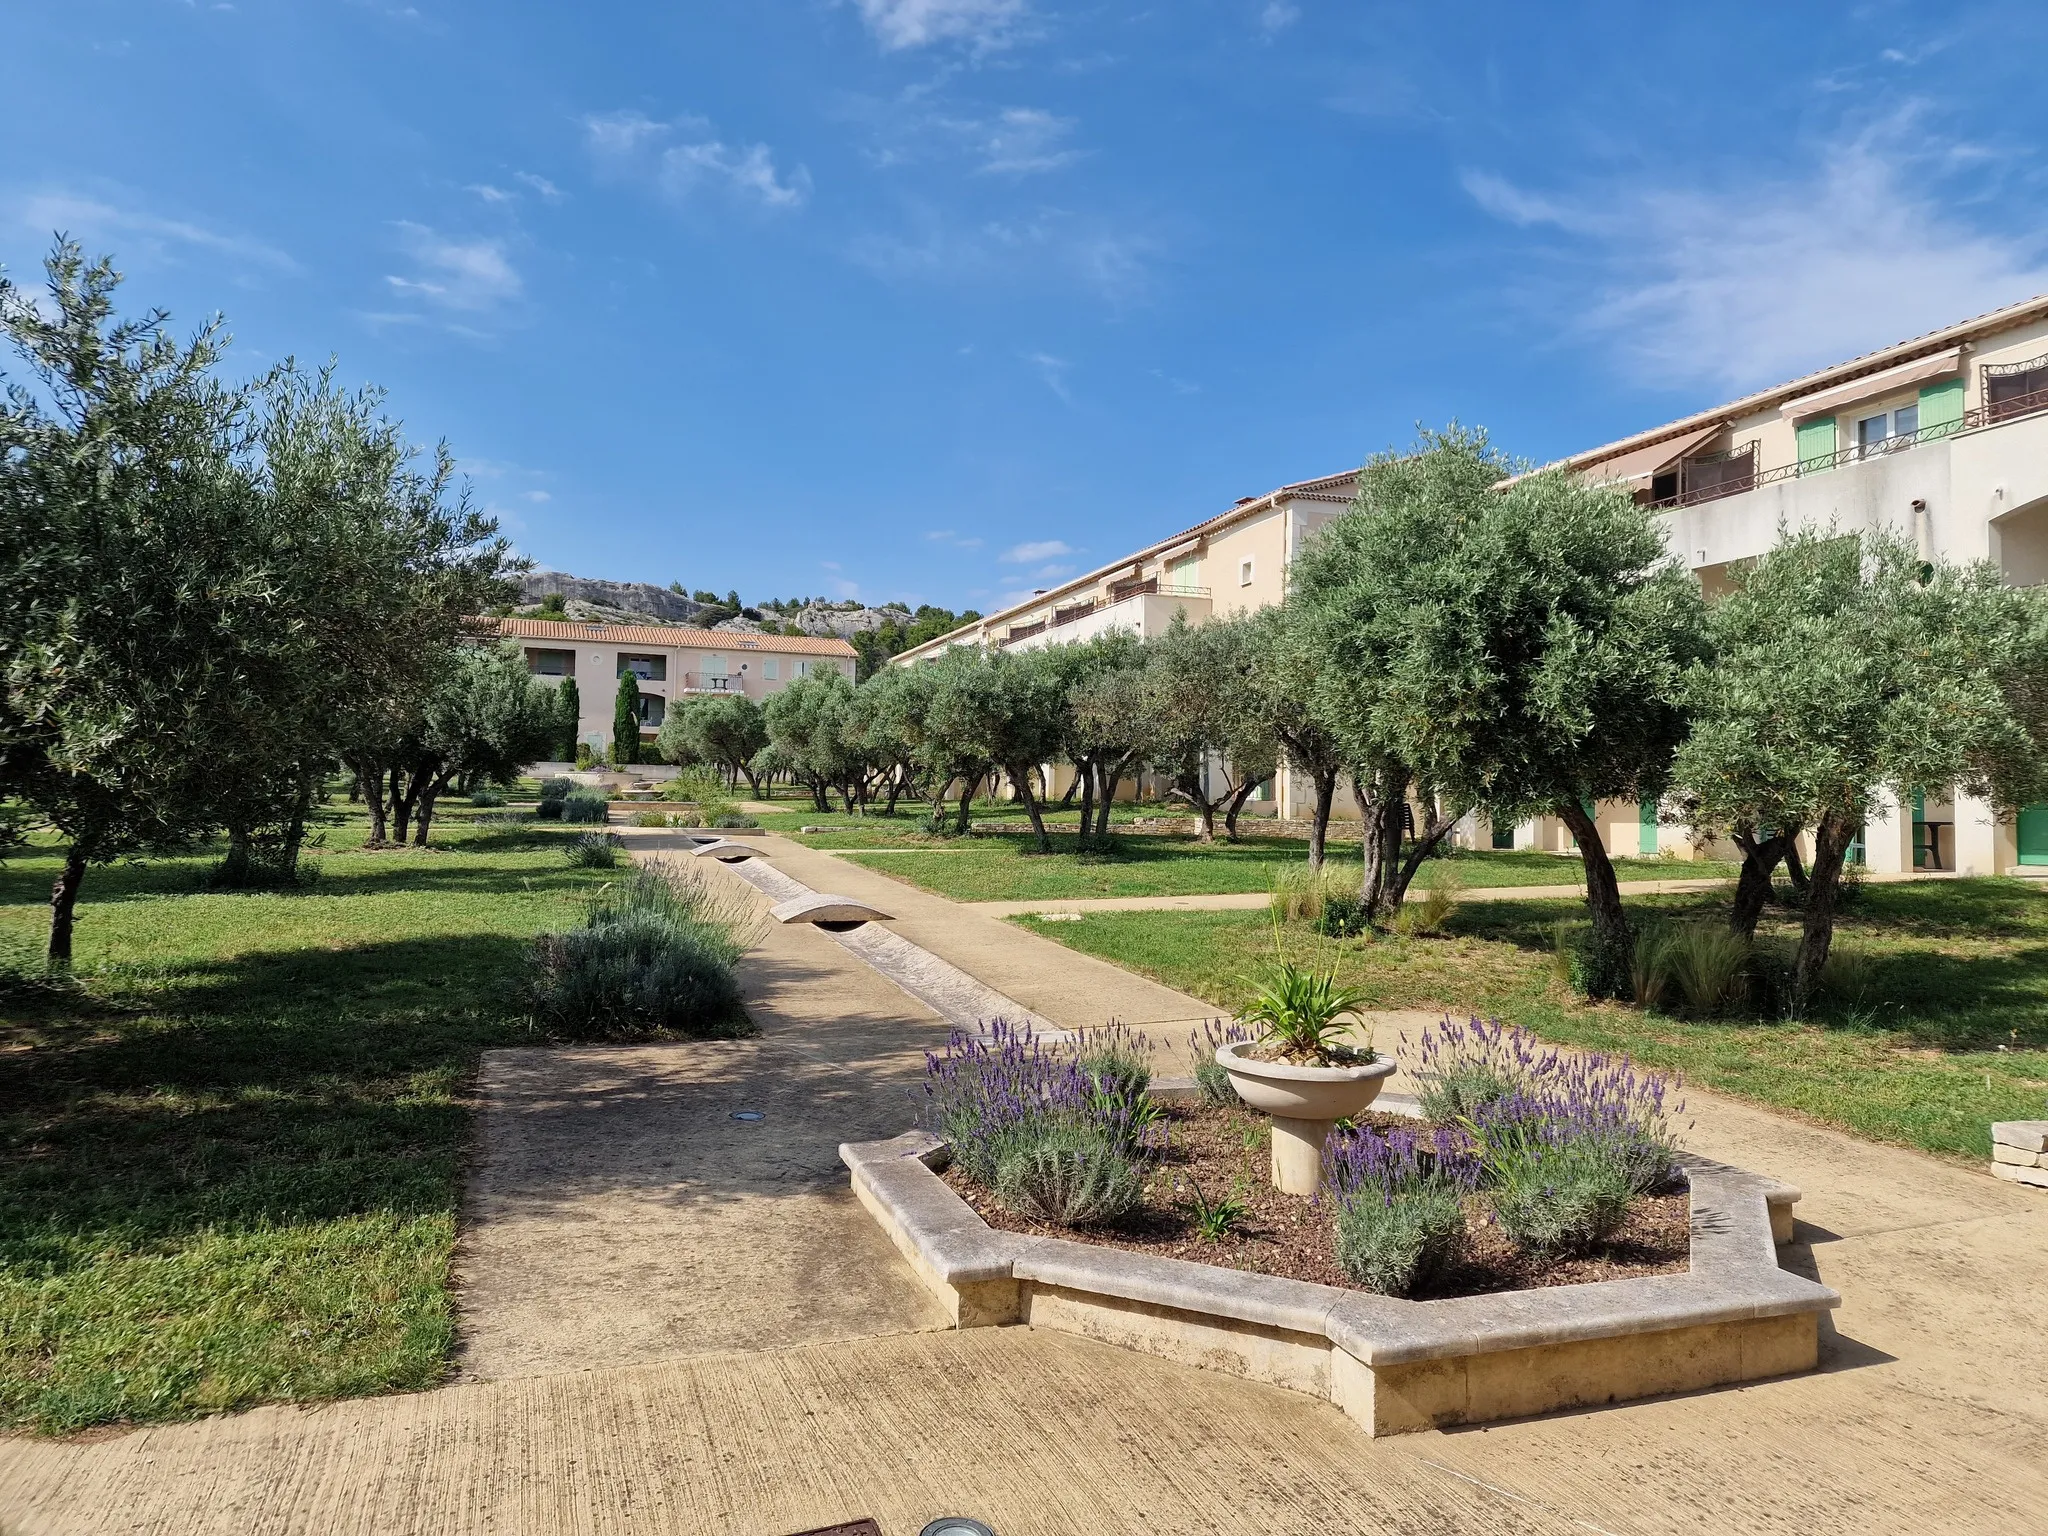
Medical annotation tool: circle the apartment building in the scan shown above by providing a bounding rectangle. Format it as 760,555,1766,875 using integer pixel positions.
895,295,2048,869
1549,291,2048,875
492,616,856,758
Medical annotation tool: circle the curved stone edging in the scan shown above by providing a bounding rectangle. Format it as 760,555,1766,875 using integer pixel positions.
841,1129,1838,1436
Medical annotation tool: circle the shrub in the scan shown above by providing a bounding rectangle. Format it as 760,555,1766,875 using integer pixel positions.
468,786,506,807
1411,1016,1681,1196
1314,889,1369,938
539,776,575,803
566,831,626,868
1187,1018,1252,1105
561,790,611,824
525,861,756,1039
1482,1134,1636,1257
1665,923,1750,1013
709,810,758,829
574,743,596,770
1333,1184,1468,1296
534,799,563,821
1325,1125,1477,1297
1270,863,1330,922
1819,941,1873,1006
923,1019,1158,1199
662,766,725,803
994,1124,1145,1226
630,809,669,828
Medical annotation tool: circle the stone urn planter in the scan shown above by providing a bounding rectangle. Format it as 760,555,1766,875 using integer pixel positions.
1216,1042,1398,1195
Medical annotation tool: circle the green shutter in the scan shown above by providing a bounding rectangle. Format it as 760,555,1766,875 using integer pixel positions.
1919,377,1964,436
1638,798,1658,856
1795,416,1837,473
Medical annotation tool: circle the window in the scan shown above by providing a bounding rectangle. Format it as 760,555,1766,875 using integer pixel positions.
1985,354,2048,422
524,648,574,677
1856,404,1919,458
636,694,665,727
763,657,779,681
616,652,667,682
1238,558,1254,587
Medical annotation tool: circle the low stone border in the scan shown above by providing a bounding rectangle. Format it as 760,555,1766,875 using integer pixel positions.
842,1116,1834,1437
1992,1121,2048,1188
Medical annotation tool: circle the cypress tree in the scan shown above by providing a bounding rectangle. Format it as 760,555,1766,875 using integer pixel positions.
613,670,641,765
557,676,580,760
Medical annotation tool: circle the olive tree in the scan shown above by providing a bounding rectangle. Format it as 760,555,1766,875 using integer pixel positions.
924,648,1068,850
659,693,768,793
1296,428,1703,949
1243,606,1349,868
1672,527,2048,1008
1141,615,1277,843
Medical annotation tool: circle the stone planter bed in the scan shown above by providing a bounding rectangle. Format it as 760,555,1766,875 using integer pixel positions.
844,1102,1836,1437
939,1099,1693,1301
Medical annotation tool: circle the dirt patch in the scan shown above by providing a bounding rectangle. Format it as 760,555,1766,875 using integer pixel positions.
942,1100,1690,1301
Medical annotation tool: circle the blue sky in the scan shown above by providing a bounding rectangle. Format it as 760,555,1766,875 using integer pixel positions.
7,2,2048,613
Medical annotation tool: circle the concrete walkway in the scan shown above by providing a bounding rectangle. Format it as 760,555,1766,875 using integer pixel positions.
3,833,2045,1535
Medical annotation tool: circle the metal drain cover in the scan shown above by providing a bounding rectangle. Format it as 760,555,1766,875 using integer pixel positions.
731,1110,765,1123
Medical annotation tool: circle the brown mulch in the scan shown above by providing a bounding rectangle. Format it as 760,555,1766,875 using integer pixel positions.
941,1100,1690,1302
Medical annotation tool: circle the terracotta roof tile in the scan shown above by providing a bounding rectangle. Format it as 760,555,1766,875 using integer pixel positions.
487,616,856,656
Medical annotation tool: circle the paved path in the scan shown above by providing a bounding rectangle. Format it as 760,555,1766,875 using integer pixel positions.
4,832,2045,1535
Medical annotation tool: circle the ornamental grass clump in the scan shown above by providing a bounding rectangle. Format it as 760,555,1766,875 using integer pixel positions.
923,1019,1156,1227
1325,1124,1479,1297
526,860,758,1040
565,831,626,867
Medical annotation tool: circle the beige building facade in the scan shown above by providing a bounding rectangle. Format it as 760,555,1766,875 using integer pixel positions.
492,616,856,759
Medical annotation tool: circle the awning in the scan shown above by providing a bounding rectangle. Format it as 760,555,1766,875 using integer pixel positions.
1156,536,1204,563
1779,346,1963,421
1577,423,1724,487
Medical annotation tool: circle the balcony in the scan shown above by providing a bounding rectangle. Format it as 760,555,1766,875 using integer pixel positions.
1651,384,2048,510
679,673,745,692
1003,586,1212,651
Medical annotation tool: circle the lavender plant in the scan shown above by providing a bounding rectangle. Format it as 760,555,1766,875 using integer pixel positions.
1324,1124,1479,1296
1187,1018,1252,1105
923,1019,1158,1221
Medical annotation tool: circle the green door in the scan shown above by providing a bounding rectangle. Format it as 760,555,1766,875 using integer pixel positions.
1638,798,1658,856
2020,803,2048,865
1491,819,1516,850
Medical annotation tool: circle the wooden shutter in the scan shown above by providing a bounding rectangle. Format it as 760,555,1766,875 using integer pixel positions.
1918,378,1964,435
1795,417,1837,472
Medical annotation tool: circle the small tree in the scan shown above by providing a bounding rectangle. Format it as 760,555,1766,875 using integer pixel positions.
556,677,580,761
613,670,642,766
1673,527,2048,1007
1245,606,1348,869
1142,615,1277,843
1297,428,1702,952
924,649,1067,851
659,693,768,794
1068,658,1155,843
762,671,861,811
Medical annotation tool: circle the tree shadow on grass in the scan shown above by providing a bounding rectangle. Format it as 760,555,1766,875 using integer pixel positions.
0,933,545,1270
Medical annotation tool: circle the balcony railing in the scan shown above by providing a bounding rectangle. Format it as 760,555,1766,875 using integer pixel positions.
680,673,743,691
1650,384,2048,510
1002,584,1213,646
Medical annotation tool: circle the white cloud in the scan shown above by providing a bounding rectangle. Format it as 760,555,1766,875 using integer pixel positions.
1024,351,1072,403
1002,538,1073,563
977,108,1081,175
385,223,521,312
855,0,1028,52
926,529,985,548
851,207,1156,302
583,111,809,210
467,183,513,203
1460,119,2048,392
1258,1,1300,35
515,172,564,200
8,189,295,271
521,489,551,503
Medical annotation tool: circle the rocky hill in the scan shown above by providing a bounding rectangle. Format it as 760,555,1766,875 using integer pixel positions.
516,569,916,638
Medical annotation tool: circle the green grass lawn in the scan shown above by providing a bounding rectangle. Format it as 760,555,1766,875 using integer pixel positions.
1017,878,2048,1162
0,805,614,1434
828,831,1738,903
